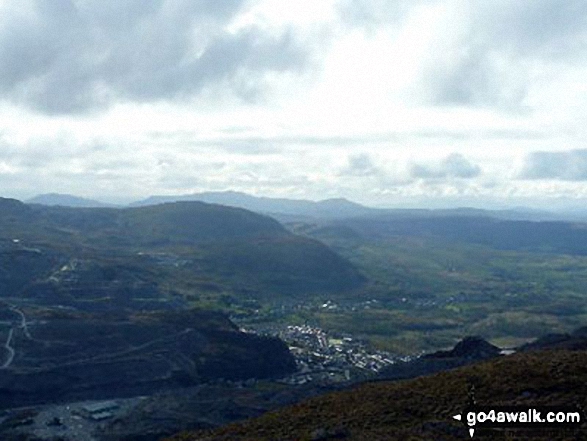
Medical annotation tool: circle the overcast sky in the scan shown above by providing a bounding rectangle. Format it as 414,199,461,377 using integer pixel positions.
1,0,587,209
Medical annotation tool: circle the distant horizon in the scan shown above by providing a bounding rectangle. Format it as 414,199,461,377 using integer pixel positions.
16,189,587,214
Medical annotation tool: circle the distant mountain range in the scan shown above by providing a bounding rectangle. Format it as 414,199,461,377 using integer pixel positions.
128,192,566,222
27,193,118,208
130,191,376,220
25,191,571,221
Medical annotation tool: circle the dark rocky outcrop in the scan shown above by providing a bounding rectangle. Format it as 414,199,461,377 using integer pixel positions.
380,336,501,381
425,336,501,360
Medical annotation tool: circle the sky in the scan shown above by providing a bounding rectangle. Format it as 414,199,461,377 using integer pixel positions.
1,0,587,209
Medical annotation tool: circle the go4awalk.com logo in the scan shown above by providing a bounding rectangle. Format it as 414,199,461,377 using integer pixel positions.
452,406,584,437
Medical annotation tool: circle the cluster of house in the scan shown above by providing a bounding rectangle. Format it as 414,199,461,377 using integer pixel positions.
276,325,403,385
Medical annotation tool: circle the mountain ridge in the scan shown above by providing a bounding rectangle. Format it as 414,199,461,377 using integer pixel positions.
27,193,118,208
23,191,575,222
129,191,374,219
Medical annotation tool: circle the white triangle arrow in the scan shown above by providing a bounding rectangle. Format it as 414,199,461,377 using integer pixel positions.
469,428,475,438
453,414,462,421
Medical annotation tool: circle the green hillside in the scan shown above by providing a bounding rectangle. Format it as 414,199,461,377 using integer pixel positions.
0,198,365,308
284,216,587,354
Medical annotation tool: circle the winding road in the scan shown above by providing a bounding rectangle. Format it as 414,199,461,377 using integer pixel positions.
1,304,31,369
1,328,14,368
0,304,193,370
10,305,31,339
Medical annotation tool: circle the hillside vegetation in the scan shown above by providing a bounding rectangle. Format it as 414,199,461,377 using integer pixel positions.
168,349,587,440
285,216,587,353
0,198,365,307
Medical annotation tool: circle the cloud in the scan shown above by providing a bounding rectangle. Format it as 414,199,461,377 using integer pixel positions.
472,0,587,58
345,0,587,59
0,0,307,114
410,153,481,179
337,0,427,29
437,1,587,109
519,150,587,181
339,0,587,109
427,51,528,109
339,153,381,177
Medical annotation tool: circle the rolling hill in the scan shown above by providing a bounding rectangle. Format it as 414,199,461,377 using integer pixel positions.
0,198,365,306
